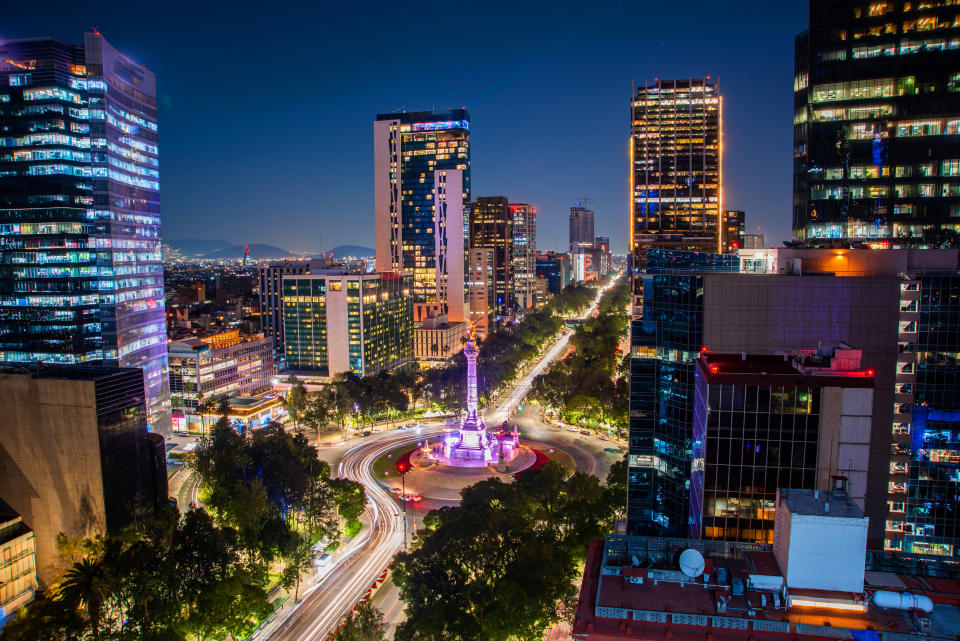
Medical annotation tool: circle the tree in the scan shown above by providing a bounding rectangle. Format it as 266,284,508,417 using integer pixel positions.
394,463,617,641
2,508,273,641
302,391,332,439
198,395,218,435
330,477,367,523
333,602,386,641
285,376,308,431
56,558,111,639
281,537,314,602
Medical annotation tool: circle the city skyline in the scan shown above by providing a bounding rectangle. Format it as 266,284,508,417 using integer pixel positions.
1,1,806,255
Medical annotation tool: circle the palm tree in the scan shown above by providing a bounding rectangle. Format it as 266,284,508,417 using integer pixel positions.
57,557,111,639
197,396,216,435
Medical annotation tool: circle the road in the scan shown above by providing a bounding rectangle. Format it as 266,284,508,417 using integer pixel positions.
267,278,621,641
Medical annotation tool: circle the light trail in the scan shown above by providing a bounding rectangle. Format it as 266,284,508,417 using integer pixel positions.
267,277,621,641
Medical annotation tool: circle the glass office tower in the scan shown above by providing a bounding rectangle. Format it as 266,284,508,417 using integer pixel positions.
0,33,170,434
794,0,960,246
374,110,470,321
471,196,513,317
511,203,537,311
630,78,722,264
888,272,960,556
628,250,740,535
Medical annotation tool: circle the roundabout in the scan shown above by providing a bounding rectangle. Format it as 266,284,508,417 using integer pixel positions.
372,327,583,507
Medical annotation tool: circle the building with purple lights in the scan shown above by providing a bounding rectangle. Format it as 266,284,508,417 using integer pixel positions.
0,33,170,434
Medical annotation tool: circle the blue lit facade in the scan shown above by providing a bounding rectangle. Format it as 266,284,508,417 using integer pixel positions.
889,273,960,557
374,109,470,310
0,34,170,434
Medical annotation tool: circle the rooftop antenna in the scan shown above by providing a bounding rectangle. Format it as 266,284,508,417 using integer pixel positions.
573,196,596,209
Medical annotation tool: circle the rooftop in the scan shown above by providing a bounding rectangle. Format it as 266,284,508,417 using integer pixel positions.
573,535,960,641
780,488,865,520
697,350,874,389
0,363,142,382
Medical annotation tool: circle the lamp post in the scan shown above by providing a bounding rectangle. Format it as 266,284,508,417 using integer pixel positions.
396,460,409,550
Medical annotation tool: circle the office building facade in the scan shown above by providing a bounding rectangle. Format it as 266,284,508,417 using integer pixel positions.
283,272,412,377
258,258,340,356
168,330,274,432
468,247,494,341
569,205,595,253
630,78,722,264
374,110,469,322
536,251,572,295
0,365,168,585
0,500,37,620
628,247,958,555
793,0,960,246
511,203,537,310
722,210,745,253
691,349,874,544
471,196,513,317
0,34,170,434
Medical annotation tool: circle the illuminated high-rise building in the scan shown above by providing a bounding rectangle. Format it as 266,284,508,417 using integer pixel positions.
511,203,537,310
569,205,595,253
283,271,412,377
721,209,745,253
630,78,722,265
0,33,170,434
794,0,960,246
470,196,513,317
374,109,469,323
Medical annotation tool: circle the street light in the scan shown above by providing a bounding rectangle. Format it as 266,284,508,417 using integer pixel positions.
396,460,409,550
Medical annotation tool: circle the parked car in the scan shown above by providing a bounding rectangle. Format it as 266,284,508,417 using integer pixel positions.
372,429,382,434
567,426,578,432
361,431,372,437
579,430,590,436
598,434,609,441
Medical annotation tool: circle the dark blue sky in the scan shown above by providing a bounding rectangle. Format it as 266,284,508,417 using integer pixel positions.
3,1,807,254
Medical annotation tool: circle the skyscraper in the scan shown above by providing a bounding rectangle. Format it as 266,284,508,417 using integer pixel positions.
569,205,595,253
721,209,745,253
374,110,470,323
794,0,960,247
630,78,722,263
0,33,170,434
628,246,960,558
511,203,537,311
471,196,513,317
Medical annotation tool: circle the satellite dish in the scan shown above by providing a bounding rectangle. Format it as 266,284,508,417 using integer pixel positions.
679,549,705,578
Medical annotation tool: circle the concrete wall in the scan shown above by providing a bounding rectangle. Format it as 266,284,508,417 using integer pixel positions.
703,274,901,544
0,374,106,586
773,495,869,593
374,118,397,274
817,387,872,510
326,281,349,376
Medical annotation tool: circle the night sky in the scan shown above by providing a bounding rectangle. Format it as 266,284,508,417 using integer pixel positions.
2,1,807,254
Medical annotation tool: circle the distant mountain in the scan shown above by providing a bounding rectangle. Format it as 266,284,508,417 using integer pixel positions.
166,238,372,260
167,238,296,259
166,238,234,256
209,244,295,259
330,245,374,258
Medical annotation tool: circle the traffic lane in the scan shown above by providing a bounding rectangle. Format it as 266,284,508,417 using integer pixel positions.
369,575,405,638
515,415,624,481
